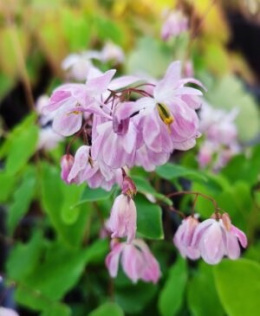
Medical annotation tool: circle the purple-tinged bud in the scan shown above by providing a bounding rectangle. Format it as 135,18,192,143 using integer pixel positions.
108,194,137,243
122,175,137,198
61,154,74,184
174,216,200,260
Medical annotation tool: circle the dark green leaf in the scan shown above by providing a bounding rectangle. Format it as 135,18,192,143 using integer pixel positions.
8,167,36,233
15,239,108,310
132,175,172,206
116,282,157,314
136,194,164,240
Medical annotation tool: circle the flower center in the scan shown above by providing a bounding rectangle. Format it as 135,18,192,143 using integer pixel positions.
156,103,174,128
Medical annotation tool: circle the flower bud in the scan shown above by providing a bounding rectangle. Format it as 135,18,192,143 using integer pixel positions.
108,194,137,243
60,154,74,184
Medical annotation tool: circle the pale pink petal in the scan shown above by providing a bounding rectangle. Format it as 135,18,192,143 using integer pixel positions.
68,146,90,182
105,242,124,278
226,232,241,259
230,225,248,248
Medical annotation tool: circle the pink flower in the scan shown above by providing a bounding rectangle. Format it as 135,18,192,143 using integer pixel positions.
66,145,122,191
132,61,203,170
108,194,137,243
91,101,141,169
161,10,188,41
198,102,240,170
43,69,115,136
191,213,247,264
105,239,161,283
173,216,200,260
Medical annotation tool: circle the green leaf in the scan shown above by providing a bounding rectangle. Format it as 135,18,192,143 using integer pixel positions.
41,304,71,316
61,8,90,51
5,123,38,175
40,162,93,247
188,262,225,316
15,239,108,311
214,259,260,316
0,171,16,202
136,194,164,240
8,167,36,233
115,282,157,314
89,302,124,316
158,256,188,316
156,163,207,183
74,186,113,207
7,231,45,282
132,175,172,206
0,113,37,158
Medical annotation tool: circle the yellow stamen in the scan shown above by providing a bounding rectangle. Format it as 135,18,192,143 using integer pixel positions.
156,103,174,132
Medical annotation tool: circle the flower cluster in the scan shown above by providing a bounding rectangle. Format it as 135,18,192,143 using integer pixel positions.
198,102,240,171
45,58,247,284
174,213,247,264
43,61,203,191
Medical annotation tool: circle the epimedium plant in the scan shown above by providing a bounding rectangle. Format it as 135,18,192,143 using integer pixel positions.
1,2,260,316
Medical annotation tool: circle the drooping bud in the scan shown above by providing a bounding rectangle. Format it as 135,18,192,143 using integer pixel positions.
108,194,137,243
122,175,137,198
173,216,200,260
61,154,74,184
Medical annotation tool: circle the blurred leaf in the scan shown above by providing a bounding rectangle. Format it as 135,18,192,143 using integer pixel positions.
61,9,91,51
156,163,207,182
0,171,16,202
158,256,188,316
136,194,164,240
15,239,108,311
126,37,172,77
214,259,260,316
89,302,124,316
0,113,37,158
0,26,29,77
115,282,157,314
94,15,125,45
8,167,36,233
188,262,225,316
5,122,38,175
202,40,229,75
0,73,15,100
207,75,260,141
41,304,71,316
132,175,172,206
